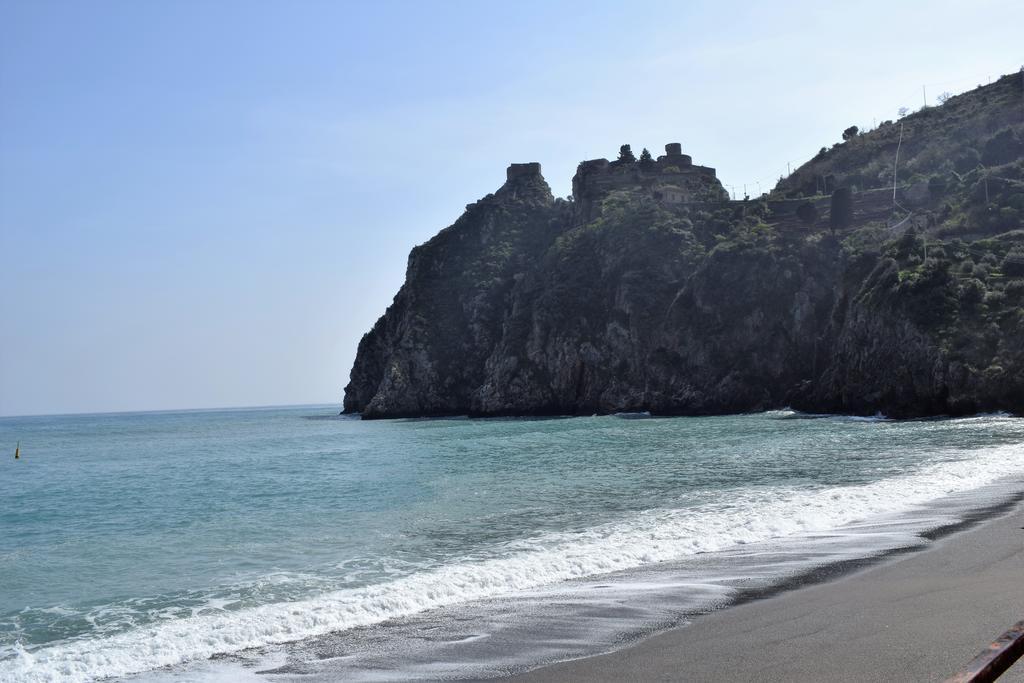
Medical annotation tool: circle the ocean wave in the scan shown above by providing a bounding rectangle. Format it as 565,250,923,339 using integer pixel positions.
770,408,889,421
4,440,1023,682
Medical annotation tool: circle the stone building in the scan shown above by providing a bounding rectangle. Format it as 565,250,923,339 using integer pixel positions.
571,143,727,222
656,185,687,204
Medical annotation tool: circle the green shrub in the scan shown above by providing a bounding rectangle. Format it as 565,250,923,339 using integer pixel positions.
981,128,1024,166
796,202,818,224
891,227,924,260
830,188,854,231
984,290,1006,307
1005,279,1024,301
1003,248,1024,276
960,278,986,307
954,148,980,174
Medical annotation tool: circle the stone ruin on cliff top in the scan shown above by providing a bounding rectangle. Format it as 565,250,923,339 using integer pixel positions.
504,143,724,216
568,143,727,222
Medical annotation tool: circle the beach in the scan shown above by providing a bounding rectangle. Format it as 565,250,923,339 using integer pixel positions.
514,497,1024,683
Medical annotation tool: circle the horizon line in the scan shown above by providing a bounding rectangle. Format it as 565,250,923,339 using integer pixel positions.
0,401,341,421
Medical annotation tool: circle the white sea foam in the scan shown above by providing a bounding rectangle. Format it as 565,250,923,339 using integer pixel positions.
4,440,1023,683
841,412,889,422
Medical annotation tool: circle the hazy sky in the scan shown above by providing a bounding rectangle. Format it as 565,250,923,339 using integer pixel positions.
1,0,1021,416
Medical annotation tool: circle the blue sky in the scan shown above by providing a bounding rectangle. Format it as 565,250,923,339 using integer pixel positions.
1,0,1021,416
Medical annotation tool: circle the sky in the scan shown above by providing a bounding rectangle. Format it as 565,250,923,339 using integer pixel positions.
1,0,1022,416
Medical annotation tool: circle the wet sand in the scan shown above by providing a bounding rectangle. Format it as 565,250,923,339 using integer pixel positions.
512,499,1024,683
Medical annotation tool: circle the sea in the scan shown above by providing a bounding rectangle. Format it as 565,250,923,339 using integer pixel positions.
1,406,1023,682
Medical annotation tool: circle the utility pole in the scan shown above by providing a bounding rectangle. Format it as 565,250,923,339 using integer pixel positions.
787,162,791,176
893,122,904,210
922,84,927,108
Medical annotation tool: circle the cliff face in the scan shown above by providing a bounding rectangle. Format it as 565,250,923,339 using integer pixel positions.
344,74,1024,419
343,164,565,417
794,246,1024,417
470,202,839,416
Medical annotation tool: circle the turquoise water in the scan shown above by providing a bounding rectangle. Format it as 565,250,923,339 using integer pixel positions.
1,407,1023,681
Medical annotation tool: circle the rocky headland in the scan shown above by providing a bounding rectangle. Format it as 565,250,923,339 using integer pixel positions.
344,73,1024,419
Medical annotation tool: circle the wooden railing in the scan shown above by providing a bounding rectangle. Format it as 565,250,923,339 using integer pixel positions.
945,621,1024,682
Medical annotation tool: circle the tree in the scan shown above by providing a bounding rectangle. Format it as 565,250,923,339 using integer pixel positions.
898,106,909,118
842,125,859,141
959,278,985,308
638,147,654,169
796,201,818,225
936,91,952,105
1003,248,1024,277
981,127,1024,166
830,187,853,233
617,144,636,164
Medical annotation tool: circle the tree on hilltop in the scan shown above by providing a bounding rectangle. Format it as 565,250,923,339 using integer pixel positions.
617,144,636,164
842,125,859,141
639,147,654,169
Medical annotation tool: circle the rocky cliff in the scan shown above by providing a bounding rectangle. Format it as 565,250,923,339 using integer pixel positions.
344,73,1024,419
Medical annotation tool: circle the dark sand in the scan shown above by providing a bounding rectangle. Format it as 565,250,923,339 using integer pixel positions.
512,500,1024,683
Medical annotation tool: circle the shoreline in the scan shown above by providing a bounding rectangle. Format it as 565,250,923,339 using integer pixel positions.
200,474,1024,683
241,482,1024,683
510,489,1024,682
344,408,1024,422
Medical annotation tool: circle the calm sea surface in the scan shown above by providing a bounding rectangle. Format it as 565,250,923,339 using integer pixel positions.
1,406,1023,681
